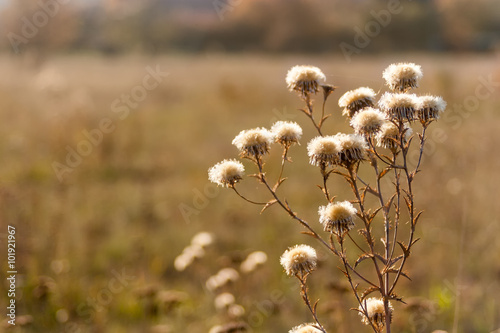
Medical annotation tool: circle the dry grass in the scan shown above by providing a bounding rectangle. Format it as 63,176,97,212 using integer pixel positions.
0,53,499,332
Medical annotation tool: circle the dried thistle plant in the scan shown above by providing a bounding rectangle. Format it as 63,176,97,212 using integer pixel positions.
209,63,447,332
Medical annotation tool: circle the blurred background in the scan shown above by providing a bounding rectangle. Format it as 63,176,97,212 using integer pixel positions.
0,0,499,332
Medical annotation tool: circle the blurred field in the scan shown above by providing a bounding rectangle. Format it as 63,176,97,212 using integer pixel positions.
0,52,499,332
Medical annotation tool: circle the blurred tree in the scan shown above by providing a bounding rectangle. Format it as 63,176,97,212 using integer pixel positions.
0,0,497,55
0,0,81,65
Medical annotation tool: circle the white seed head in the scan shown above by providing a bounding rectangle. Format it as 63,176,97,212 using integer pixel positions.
376,122,413,152
417,95,447,123
286,65,326,96
383,62,423,92
359,298,393,328
209,325,223,333
208,159,245,188
174,253,193,272
307,136,340,167
289,323,323,333
333,133,367,165
240,251,268,273
205,275,223,292
350,107,386,135
217,268,240,283
318,201,357,235
206,268,240,291
378,92,418,122
191,231,214,248
232,127,273,158
214,292,235,310
271,121,303,146
227,304,245,318
280,244,317,276
338,87,377,118
182,244,205,259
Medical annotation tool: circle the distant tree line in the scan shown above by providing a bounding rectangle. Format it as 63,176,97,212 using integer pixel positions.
0,0,498,56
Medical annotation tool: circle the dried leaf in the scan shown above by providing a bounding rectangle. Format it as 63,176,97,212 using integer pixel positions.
339,269,349,278
272,178,287,191
360,187,366,205
360,286,380,301
373,253,387,265
354,254,373,268
384,267,412,281
319,114,332,127
389,255,404,266
403,196,412,212
414,211,424,225
410,238,420,247
385,193,397,212
397,241,411,257
368,207,383,222
378,167,391,179
299,108,311,116
331,170,350,178
401,188,412,199
260,199,278,214
400,270,412,281
389,292,405,303
301,231,317,238
313,300,319,314
380,152,393,160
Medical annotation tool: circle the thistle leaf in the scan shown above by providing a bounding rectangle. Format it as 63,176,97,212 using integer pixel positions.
397,241,411,257
272,178,287,191
355,254,373,268
301,231,317,239
260,199,278,214
373,253,387,265
389,255,404,266
360,286,380,301
379,167,391,179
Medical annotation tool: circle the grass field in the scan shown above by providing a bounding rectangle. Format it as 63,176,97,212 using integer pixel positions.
0,52,499,332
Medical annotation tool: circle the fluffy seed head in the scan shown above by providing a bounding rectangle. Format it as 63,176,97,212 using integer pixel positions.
232,128,273,158
228,304,245,318
206,268,240,291
339,87,377,118
280,245,317,277
359,298,394,329
350,107,386,135
333,133,367,166
286,65,326,97
214,293,235,310
208,159,245,188
383,62,423,92
183,244,205,259
417,95,447,123
307,136,340,167
376,122,413,153
240,251,268,274
174,253,193,272
318,201,357,236
289,323,323,333
174,244,205,271
191,231,214,248
378,92,418,122
271,121,303,146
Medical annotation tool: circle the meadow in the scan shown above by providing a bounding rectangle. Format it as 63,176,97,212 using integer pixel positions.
0,52,499,332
